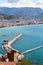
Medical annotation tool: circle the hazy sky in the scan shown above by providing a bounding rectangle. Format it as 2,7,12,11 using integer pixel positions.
0,0,43,9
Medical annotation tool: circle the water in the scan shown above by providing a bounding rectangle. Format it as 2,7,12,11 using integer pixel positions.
0,25,43,64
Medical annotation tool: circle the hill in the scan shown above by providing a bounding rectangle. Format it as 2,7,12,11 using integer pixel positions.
0,7,43,19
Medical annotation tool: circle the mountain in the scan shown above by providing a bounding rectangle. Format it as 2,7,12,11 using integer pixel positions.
0,7,43,19
0,13,19,20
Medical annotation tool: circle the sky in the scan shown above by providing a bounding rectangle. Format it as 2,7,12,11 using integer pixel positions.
0,0,43,9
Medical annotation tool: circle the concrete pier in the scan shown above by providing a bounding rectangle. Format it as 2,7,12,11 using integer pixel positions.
7,34,23,51
8,34,23,46
22,46,43,54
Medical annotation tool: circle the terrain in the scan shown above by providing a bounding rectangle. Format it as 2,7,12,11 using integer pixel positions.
0,7,43,27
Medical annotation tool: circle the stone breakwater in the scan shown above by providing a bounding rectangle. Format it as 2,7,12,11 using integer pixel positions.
7,34,23,51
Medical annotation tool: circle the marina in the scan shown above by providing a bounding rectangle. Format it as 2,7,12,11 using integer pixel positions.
0,25,43,64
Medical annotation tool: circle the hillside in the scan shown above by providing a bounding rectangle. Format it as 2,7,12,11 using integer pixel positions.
0,13,19,20
0,7,43,27
0,7,43,19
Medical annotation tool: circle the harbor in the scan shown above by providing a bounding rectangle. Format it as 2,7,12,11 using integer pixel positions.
0,34,23,65
0,25,43,65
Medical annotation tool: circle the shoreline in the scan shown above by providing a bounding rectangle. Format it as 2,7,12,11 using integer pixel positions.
0,24,43,29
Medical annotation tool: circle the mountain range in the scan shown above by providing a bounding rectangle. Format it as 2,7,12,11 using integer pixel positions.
0,7,43,19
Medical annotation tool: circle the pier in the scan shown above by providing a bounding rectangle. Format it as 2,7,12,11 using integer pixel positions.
22,46,43,54
4,33,23,52
8,33,23,46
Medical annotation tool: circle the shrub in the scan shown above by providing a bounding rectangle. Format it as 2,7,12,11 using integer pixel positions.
20,58,33,65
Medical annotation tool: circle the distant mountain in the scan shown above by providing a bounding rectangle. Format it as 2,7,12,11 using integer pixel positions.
0,13,19,20
0,7,43,19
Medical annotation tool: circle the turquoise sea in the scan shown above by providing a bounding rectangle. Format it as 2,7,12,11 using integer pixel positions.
0,25,43,64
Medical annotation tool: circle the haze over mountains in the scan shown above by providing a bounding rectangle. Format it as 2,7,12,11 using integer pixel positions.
0,7,43,19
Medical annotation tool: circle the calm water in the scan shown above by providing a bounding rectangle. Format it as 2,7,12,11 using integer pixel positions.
0,25,43,64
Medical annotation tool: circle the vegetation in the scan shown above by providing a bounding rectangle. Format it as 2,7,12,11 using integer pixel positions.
20,58,33,65
40,63,43,65
0,13,19,20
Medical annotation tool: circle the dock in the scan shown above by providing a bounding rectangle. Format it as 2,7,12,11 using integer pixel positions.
22,46,43,54
8,34,23,46
7,33,23,51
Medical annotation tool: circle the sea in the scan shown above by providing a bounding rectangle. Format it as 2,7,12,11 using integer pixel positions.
0,24,43,64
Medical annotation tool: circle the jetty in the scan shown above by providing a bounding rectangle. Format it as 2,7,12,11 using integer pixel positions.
8,33,23,46
2,33,23,52
22,46,43,54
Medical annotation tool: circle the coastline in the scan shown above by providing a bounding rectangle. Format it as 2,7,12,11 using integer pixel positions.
0,23,43,63
0,24,43,29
